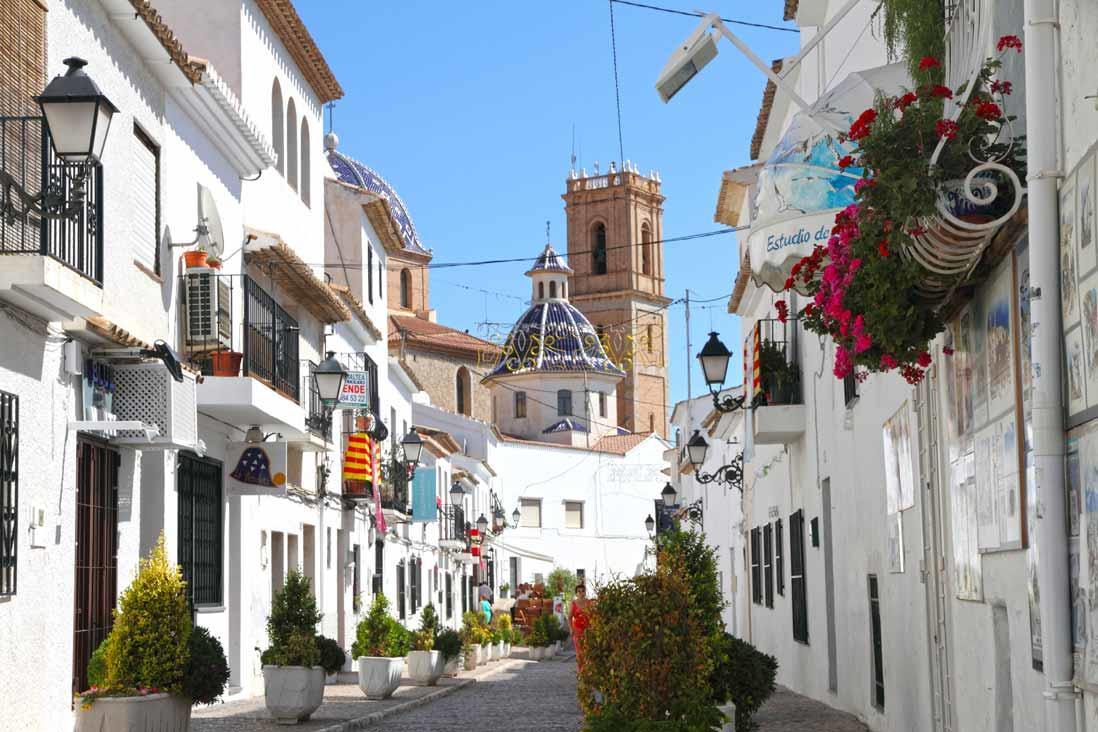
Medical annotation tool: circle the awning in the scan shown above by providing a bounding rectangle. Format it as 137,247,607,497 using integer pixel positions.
244,228,350,324
746,63,910,293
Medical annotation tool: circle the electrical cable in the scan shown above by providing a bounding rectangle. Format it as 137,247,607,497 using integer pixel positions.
609,0,626,167
609,0,800,33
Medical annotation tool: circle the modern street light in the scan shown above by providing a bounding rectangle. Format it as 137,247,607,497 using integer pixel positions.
401,428,424,468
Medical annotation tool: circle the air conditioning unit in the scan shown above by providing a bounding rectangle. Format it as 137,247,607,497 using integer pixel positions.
184,269,231,352
111,363,200,450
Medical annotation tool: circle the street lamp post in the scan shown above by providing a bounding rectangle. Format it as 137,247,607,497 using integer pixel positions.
697,332,757,413
686,430,744,493
311,352,347,441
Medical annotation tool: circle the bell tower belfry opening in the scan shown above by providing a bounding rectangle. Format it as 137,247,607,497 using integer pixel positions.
562,162,671,437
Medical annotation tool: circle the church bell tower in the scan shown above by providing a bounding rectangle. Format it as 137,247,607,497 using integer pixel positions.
562,161,671,437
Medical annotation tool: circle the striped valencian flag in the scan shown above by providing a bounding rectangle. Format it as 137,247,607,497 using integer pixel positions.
343,432,373,484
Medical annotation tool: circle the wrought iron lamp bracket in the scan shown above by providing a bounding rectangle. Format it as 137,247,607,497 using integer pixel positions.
709,387,765,414
0,166,88,225
694,453,744,493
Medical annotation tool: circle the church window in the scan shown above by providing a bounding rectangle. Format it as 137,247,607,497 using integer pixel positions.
400,269,412,309
592,223,607,275
649,414,655,433
557,390,573,416
514,391,527,418
300,120,311,206
286,97,298,192
367,248,374,304
271,80,284,176
647,324,655,353
538,282,544,300
549,281,557,298
641,223,652,275
456,367,471,416
598,392,607,418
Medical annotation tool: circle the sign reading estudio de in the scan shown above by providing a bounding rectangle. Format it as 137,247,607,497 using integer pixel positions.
336,370,370,409
760,215,834,253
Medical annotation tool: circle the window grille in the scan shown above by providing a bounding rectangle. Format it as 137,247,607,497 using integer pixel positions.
178,453,223,607
0,391,17,596
775,519,785,596
396,560,406,620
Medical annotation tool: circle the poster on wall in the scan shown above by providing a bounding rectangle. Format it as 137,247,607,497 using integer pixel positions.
1081,272,1098,408
883,401,915,514
1079,157,1097,277
1067,327,1088,416
887,512,904,574
975,429,996,550
951,451,983,600
974,415,1022,552
1083,430,1098,684
226,441,288,495
1026,416,1042,669
1064,178,1081,330
985,259,1016,419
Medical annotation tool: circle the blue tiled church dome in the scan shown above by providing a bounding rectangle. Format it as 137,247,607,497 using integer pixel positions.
325,134,428,255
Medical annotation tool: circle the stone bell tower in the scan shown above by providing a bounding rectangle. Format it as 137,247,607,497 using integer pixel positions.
562,161,671,437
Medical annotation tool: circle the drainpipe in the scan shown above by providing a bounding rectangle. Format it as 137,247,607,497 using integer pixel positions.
1023,0,1075,728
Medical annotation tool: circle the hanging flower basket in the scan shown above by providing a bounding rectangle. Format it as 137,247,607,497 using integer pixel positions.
781,40,1027,385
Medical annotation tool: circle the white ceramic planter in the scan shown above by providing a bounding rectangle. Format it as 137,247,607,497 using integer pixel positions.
488,643,499,662
357,656,403,700
75,692,191,732
443,655,462,677
477,643,489,666
718,702,737,732
531,646,544,661
408,650,444,686
262,666,325,724
464,645,479,671
503,642,511,657
495,641,505,660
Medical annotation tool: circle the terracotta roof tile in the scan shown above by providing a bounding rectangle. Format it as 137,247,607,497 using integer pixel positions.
127,0,206,84
750,59,784,160
244,229,350,324
254,0,343,103
330,284,382,340
590,432,652,455
389,315,501,361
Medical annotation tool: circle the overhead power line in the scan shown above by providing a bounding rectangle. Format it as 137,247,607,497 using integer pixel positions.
609,0,800,33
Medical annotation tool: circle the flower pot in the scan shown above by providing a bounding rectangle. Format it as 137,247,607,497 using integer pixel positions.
531,646,544,661
76,692,191,732
443,655,462,677
262,665,325,724
464,645,480,671
496,641,505,660
488,643,499,662
477,643,489,666
357,656,403,700
210,350,243,377
504,642,511,658
408,650,444,686
940,174,1013,223
183,250,209,269
718,702,737,732
207,259,222,271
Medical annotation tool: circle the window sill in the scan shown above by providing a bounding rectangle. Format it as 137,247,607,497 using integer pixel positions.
133,259,163,284
194,603,226,614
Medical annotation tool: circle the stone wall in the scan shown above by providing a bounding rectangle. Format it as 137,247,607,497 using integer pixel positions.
400,347,492,422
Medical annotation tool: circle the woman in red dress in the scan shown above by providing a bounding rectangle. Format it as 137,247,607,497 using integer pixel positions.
569,583,591,669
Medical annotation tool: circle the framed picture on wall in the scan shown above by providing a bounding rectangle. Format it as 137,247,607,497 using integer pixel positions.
1079,156,1097,277
1063,176,1081,330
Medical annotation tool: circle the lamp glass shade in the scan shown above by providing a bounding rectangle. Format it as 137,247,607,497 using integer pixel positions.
401,429,424,465
661,482,678,508
313,351,346,404
644,514,656,534
36,58,118,163
686,430,709,468
512,508,521,526
450,483,464,506
697,332,731,387
476,514,489,534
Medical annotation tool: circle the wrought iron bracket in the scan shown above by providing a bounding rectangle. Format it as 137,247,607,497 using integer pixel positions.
694,454,744,493
0,166,88,224
710,389,765,414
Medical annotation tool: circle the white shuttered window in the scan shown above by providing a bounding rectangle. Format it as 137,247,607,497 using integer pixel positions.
131,126,159,273
520,498,541,528
564,501,583,529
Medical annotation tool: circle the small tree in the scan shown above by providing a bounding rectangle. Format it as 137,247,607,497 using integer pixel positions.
711,633,778,732
103,535,191,694
261,570,322,667
353,594,401,658
185,627,231,705
419,603,439,638
546,566,578,600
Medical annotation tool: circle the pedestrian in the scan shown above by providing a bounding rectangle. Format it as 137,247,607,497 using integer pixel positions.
481,593,493,625
569,583,591,669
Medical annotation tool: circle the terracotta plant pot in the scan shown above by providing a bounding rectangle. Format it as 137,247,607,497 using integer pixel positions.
210,351,243,377
183,250,208,268
206,259,222,270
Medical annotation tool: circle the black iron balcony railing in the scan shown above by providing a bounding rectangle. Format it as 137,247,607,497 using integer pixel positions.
752,318,802,407
180,272,299,403
0,116,103,285
439,504,465,545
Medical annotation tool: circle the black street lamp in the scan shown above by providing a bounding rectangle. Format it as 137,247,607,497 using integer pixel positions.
686,430,744,492
661,482,678,508
401,429,424,468
512,507,521,527
450,482,465,507
476,514,489,535
644,514,655,535
697,331,756,413
2,58,118,223
313,351,347,405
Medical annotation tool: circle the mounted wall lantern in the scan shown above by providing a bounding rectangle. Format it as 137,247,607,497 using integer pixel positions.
512,506,521,527
450,482,465,507
313,351,347,405
686,430,744,492
661,482,677,508
401,428,424,468
697,332,757,413
476,514,489,535
644,514,655,535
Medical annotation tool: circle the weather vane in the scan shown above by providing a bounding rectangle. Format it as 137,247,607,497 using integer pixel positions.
546,220,551,244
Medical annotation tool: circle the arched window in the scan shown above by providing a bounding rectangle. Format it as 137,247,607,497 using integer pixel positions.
456,367,471,416
549,281,557,298
271,80,284,176
591,222,607,275
563,281,567,298
299,119,310,206
641,223,652,275
367,247,374,304
557,389,573,416
538,282,544,300
400,268,412,309
286,98,298,192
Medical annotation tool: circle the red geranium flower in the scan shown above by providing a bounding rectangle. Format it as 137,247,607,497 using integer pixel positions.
803,303,815,318
775,300,789,323
918,56,941,70
997,35,1023,52
880,353,898,370
917,351,933,367
838,155,854,169
848,108,878,141
930,85,953,99
783,276,795,291
943,346,954,356
935,119,960,140
878,241,889,257
991,80,1013,95
975,102,1002,120
896,92,918,111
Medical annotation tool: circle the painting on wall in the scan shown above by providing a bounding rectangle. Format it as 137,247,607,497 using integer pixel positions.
887,512,904,574
883,401,915,514
1064,179,1081,330
974,415,1023,551
951,451,983,601
1080,157,1097,276
1067,326,1088,416
971,295,990,429
985,259,1015,419
957,311,975,436
1082,273,1098,409
1083,430,1098,684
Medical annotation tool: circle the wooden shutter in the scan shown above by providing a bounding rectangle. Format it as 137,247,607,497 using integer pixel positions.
131,126,159,274
750,527,762,605
790,509,808,642
764,524,774,608
775,518,785,596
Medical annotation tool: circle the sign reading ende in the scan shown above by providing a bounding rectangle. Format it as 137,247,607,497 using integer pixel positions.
336,371,370,409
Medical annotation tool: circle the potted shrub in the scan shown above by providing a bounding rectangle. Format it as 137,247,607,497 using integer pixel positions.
205,256,222,271
76,537,193,732
757,340,799,405
436,628,463,677
494,614,514,658
461,636,479,672
488,628,502,662
315,635,346,685
351,595,405,700
462,611,491,666
259,571,325,724
710,632,778,732
407,605,443,686
209,350,243,377
185,626,231,706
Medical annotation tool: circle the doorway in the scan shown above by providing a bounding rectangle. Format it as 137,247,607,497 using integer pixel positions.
271,531,285,597
72,438,120,694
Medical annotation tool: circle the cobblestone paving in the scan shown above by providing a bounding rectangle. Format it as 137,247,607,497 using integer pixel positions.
754,686,871,732
379,654,584,732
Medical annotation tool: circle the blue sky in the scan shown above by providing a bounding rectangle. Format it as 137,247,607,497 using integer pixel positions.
299,1,799,411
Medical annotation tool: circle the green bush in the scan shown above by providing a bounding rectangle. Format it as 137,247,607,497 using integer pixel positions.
577,555,720,731
315,635,346,675
86,638,109,689
419,603,439,638
410,629,435,652
353,595,399,658
435,628,463,660
461,610,491,646
657,529,725,642
710,633,777,732
385,618,411,657
185,626,230,705
261,571,322,667
103,535,191,694
546,567,579,600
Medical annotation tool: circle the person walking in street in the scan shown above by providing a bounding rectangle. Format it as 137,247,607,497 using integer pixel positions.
569,583,591,669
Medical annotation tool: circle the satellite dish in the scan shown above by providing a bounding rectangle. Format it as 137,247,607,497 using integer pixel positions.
197,184,225,260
